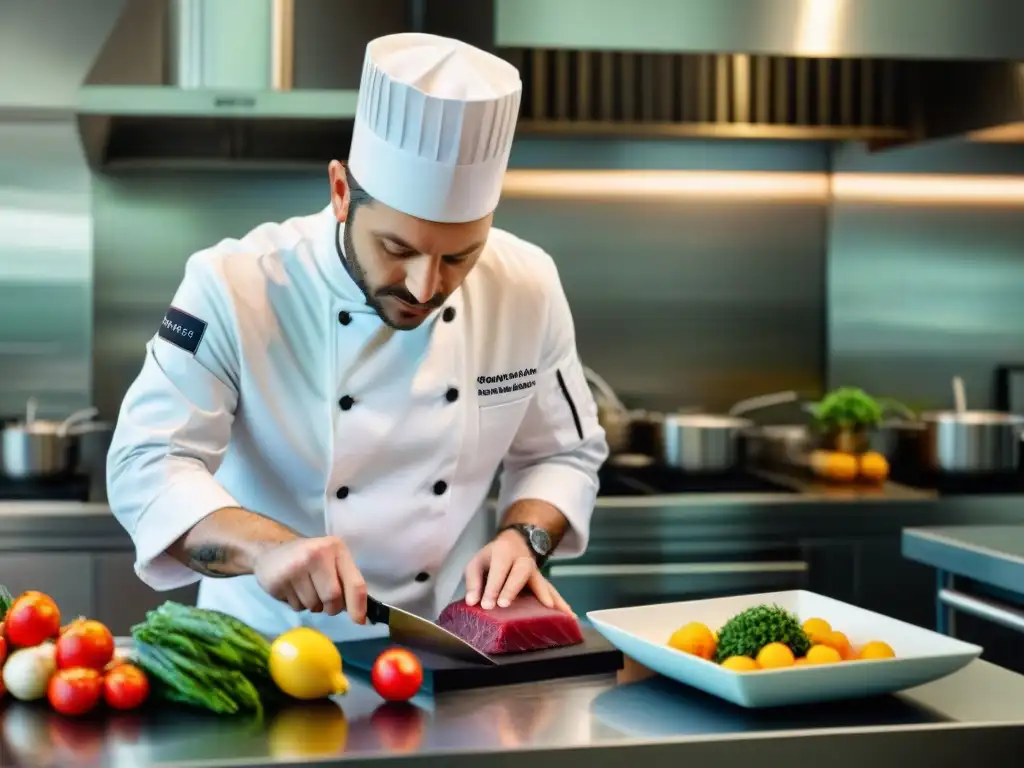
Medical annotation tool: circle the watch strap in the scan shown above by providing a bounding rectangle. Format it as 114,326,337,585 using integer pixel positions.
498,523,551,567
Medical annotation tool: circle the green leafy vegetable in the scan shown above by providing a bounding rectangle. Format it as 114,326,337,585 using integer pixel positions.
130,601,283,717
714,604,811,663
0,583,12,618
809,387,884,433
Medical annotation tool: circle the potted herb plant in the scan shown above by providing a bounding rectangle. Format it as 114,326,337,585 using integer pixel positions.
808,387,884,453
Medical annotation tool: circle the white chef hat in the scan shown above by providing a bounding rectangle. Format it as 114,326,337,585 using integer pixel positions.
347,33,522,224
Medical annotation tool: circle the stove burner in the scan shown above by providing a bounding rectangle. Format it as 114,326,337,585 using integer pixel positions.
887,466,1024,496
0,474,91,501
598,463,794,496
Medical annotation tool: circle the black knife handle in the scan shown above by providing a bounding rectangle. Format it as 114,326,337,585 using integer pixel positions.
365,596,389,625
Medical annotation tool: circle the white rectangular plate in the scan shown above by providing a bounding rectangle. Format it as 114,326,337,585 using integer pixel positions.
587,590,982,708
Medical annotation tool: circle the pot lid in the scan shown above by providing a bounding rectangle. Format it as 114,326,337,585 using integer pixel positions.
5,419,64,434
920,410,1024,424
663,413,753,428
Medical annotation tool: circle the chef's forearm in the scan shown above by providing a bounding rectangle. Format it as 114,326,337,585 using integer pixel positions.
498,498,569,547
167,507,299,578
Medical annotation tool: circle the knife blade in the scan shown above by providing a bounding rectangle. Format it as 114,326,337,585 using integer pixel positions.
365,595,497,665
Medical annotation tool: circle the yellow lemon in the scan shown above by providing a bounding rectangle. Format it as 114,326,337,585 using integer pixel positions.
270,627,349,700
806,644,843,665
720,656,759,672
756,642,795,669
857,641,896,660
667,622,717,661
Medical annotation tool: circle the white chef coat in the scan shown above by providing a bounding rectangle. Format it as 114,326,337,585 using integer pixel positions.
106,204,608,641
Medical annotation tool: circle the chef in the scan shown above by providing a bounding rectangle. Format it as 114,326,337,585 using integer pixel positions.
106,32,608,642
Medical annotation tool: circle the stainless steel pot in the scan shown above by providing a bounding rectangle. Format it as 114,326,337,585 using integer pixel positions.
3,421,74,479
896,377,1024,474
919,410,1024,473
659,413,752,472
586,367,666,456
657,391,800,472
1,401,103,480
745,424,815,467
596,402,663,455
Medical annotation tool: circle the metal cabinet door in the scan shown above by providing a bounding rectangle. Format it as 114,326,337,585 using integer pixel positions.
0,554,95,620
93,553,199,636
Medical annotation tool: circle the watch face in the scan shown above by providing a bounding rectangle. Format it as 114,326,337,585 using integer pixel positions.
528,526,552,555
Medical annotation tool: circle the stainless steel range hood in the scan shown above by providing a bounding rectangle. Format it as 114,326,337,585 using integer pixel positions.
77,0,1024,170
77,0,384,169
494,0,1024,148
496,0,1024,61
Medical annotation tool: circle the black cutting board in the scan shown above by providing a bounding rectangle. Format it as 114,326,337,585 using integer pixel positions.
338,625,623,693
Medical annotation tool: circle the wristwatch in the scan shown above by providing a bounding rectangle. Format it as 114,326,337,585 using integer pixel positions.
499,523,553,566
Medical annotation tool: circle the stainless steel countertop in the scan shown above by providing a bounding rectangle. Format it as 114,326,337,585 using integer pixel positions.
0,501,127,551
903,524,1024,596
2,658,1023,767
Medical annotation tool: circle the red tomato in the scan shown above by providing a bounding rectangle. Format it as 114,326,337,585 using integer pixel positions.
6,591,61,647
56,620,114,671
0,634,7,667
370,648,424,702
48,668,103,717
103,664,150,711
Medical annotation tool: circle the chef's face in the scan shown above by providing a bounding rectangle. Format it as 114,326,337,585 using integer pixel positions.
329,161,491,330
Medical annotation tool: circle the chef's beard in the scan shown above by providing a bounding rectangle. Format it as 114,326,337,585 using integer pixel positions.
338,216,446,331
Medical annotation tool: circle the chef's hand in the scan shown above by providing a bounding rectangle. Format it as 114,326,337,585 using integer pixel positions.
253,535,368,623
463,530,573,615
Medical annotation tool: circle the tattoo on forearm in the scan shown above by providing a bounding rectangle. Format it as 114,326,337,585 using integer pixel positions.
187,545,234,578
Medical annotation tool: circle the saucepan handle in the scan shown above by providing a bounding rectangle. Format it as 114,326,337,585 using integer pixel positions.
365,595,389,625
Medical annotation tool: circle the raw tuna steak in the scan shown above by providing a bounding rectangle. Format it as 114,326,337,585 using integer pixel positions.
437,595,584,655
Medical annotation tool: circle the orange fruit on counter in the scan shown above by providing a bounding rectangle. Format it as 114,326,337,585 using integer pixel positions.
806,644,843,665
667,622,717,661
794,657,810,666
801,617,832,643
858,452,890,483
756,642,795,669
810,450,859,482
820,630,854,660
720,656,759,672
857,641,896,660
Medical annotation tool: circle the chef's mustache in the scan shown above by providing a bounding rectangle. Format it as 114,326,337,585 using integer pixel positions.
376,286,446,310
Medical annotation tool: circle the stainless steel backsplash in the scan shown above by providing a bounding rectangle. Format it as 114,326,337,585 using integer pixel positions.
0,119,93,421
89,138,829,420
828,139,1024,411
10,133,1024,424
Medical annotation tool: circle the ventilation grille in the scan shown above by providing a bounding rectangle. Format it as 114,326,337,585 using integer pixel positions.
501,49,916,140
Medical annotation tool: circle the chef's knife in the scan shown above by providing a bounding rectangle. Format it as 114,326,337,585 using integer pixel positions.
365,595,497,665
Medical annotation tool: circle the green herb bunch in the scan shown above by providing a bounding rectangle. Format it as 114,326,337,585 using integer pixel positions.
714,604,811,663
809,386,883,433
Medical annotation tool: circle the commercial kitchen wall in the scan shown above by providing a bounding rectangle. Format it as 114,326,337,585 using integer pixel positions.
0,0,124,421
0,120,93,421
89,137,830,421
7,133,1024,424
828,139,1024,412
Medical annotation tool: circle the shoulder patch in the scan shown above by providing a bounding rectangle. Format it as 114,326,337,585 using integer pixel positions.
158,306,207,355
